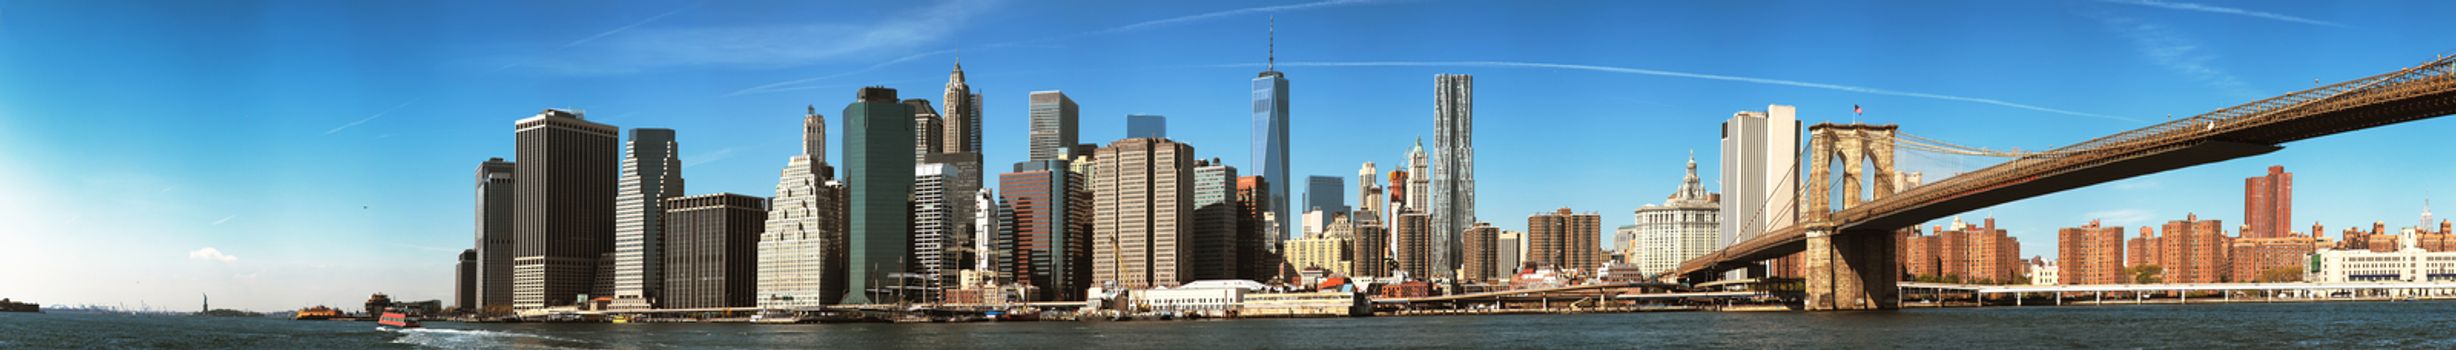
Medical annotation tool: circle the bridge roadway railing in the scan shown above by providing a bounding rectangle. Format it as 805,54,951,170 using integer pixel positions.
1373,281,1680,304
1669,55,2456,279
1901,281,2456,294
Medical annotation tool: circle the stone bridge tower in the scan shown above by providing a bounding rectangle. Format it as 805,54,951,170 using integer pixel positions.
1803,123,1901,311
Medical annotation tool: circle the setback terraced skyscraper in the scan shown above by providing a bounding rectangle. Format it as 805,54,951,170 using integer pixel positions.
511,109,619,310
756,106,850,308
612,128,682,309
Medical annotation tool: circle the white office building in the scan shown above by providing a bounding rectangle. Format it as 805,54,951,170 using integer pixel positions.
1637,155,1721,275
2310,233,2456,283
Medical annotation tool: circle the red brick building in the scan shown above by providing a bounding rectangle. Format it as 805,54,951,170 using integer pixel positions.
2242,166,2292,238
2228,236,2314,282
2058,220,2126,285
1905,217,2022,284
2154,214,2232,283
1899,227,1937,280
2127,227,2160,272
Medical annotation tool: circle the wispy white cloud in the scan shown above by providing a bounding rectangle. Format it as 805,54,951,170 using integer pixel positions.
2097,0,2349,28
731,0,1398,96
564,3,700,48
187,247,238,263
323,100,416,135
682,146,743,168
210,215,234,226
727,50,953,96
995,0,1396,48
2092,15,2261,100
384,243,462,254
501,0,992,75
1216,60,2137,122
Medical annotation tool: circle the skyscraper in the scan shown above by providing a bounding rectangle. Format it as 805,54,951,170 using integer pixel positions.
756,106,849,308
1002,160,1092,301
1305,175,1346,215
1405,140,1430,211
911,163,962,301
1721,105,1800,278
1191,160,1240,280
1496,230,1522,275
455,249,475,312
612,128,683,309
1235,176,1281,281
1527,208,1602,270
2057,220,2125,285
1253,19,1293,242
1128,114,1166,139
1461,222,1500,282
910,100,944,164
660,193,767,309
1091,138,1197,289
1430,73,1475,280
843,87,915,304
1635,155,1721,275
943,60,981,155
1351,162,1387,278
1028,91,1079,161
2244,165,2293,238
974,188,1004,275
1393,211,1432,277
1350,215,1388,278
473,158,515,312
1357,162,1382,215
936,62,988,267
510,109,619,310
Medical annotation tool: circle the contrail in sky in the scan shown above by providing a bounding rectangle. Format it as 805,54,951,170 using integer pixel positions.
1228,60,2141,122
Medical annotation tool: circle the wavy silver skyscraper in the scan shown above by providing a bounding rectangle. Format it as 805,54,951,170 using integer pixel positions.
756,106,850,308
1430,74,1474,279
612,128,683,310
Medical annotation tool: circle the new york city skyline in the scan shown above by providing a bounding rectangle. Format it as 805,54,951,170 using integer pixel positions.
9,0,2456,312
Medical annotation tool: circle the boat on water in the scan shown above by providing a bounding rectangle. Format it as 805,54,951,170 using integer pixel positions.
294,306,345,320
0,299,38,313
378,309,422,329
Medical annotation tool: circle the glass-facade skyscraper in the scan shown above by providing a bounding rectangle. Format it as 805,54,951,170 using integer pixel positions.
1028,91,1079,161
1127,114,1166,139
1305,175,1345,215
1253,51,1291,241
843,87,914,304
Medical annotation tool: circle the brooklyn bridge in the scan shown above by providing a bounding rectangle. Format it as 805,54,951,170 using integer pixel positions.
1664,53,2456,310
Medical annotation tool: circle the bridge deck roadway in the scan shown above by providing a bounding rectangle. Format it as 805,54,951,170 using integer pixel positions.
1670,55,2456,280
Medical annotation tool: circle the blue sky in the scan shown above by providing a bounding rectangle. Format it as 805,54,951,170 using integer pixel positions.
6,0,2456,311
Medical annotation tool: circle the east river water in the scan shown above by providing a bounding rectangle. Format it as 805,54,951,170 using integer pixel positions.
8,300,2456,349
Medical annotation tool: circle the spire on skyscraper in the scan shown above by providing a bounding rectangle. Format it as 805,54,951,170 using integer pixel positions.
1268,16,1275,72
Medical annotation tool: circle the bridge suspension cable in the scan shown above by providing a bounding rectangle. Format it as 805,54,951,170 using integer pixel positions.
1893,132,2086,158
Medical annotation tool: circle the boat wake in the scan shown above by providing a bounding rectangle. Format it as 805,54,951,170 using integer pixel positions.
387,327,594,349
